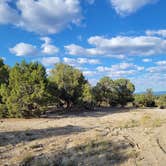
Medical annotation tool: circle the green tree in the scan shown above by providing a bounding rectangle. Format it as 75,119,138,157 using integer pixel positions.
0,58,9,117
144,89,156,107
114,78,135,107
134,89,156,107
93,77,117,106
0,58,9,85
81,83,94,109
134,94,146,107
157,95,166,109
4,61,48,117
49,63,87,109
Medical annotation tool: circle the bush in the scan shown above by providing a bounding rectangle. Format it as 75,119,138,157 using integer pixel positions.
157,95,166,109
134,89,156,108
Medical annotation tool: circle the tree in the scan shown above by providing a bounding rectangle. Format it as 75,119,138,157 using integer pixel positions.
49,63,87,109
4,61,48,117
0,58,9,85
114,78,135,107
0,58,9,117
81,83,94,109
93,77,117,106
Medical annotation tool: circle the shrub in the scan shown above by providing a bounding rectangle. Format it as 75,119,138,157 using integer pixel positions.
134,89,156,107
157,95,166,109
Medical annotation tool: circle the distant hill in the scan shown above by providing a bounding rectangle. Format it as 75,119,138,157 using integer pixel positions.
136,91,166,96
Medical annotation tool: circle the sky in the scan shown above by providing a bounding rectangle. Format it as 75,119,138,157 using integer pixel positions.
0,0,166,92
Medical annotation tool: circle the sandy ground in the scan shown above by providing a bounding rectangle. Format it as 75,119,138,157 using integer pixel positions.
0,108,166,166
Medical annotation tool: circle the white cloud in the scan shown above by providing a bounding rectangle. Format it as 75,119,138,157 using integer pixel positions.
147,65,166,73
10,37,59,56
63,57,100,66
147,60,166,74
0,0,82,34
146,29,166,37
96,62,144,78
110,0,157,16
65,35,166,57
40,57,60,67
132,73,166,92
0,0,20,24
40,37,59,55
10,43,38,56
142,58,152,62
83,70,97,76
155,60,166,65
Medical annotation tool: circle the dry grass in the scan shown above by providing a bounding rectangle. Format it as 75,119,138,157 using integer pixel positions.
0,108,166,166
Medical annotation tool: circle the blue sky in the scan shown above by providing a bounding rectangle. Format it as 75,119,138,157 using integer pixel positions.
0,0,166,92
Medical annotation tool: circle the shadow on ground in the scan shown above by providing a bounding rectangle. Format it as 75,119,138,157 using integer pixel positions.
0,125,87,146
43,107,136,119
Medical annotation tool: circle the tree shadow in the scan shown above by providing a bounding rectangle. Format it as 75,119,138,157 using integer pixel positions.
42,107,136,119
0,125,87,147
20,138,137,166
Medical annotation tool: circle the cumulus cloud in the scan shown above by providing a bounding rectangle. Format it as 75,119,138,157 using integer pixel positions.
83,70,97,77
146,29,166,37
145,59,166,75
63,57,100,66
110,0,157,16
40,57,60,67
96,62,144,78
65,35,166,57
0,0,20,24
142,58,152,62
132,73,166,92
10,37,59,56
41,37,59,55
10,43,38,56
0,0,82,34
77,62,144,81
147,65,166,73
155,60,166,65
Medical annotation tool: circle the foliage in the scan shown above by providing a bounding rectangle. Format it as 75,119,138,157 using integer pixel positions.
93,77,135,107
114,78,135,107
49,63,87,109
93,77,118,106
157,95,166,109
1,61,48,117
0,58,9,85
0,59,162,118
0,58,10,117
134,89,156,107
81,83,94,109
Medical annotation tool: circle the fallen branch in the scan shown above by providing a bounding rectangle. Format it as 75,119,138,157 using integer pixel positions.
156,138,166,154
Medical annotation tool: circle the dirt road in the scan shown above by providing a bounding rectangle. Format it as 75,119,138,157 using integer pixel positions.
0,108,166,166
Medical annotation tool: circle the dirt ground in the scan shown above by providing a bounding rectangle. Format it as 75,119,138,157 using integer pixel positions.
0,108,166,166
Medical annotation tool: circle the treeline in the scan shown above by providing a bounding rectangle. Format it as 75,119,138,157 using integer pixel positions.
0,58,165,118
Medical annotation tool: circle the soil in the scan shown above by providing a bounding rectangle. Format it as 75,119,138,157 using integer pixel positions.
0,108,166,166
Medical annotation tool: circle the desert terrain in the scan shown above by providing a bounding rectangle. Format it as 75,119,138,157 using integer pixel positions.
0,108,166,166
